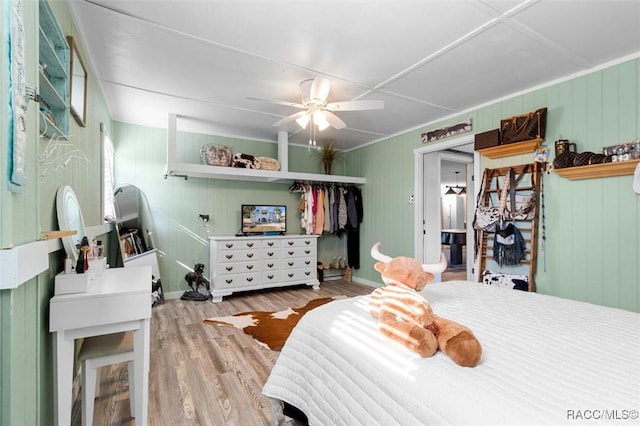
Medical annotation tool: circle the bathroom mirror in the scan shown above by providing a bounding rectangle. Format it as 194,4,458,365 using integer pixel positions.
114,184,160,278
56,185,86,265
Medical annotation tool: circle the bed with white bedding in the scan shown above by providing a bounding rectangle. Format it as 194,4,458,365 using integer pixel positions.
262,281,640,425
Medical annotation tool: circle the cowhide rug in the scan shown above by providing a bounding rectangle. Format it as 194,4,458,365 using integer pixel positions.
204,296,345,350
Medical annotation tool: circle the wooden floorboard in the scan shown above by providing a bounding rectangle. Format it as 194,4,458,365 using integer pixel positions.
70,280,374,426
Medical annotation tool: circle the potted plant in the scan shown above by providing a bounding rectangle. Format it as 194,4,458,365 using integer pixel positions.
313,142,344,175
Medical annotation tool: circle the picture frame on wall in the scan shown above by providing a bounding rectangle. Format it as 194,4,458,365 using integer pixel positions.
67,36,87,127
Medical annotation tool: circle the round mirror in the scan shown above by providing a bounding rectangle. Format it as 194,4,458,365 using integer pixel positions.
56,185,86,264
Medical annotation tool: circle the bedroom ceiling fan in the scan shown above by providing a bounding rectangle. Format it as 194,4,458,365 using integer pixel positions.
248,77,384,146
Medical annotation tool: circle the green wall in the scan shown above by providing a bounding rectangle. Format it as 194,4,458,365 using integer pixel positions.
1,1,113,424
352,58,640,312
112,123,349,296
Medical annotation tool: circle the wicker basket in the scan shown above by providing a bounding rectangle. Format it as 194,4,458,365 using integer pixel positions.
200,144,232,166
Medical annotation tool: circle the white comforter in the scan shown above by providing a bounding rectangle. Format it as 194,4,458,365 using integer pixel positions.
263,281,640,425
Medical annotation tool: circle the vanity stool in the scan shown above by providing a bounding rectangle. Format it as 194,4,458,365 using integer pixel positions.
78,331,135,425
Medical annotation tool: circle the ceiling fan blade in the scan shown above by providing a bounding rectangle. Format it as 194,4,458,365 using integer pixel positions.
324,111,347,130
247,96,305,109
309,77,331,103
272,110,309,128
325,100,384,111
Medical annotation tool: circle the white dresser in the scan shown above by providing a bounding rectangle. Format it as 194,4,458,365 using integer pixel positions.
209,235,320,302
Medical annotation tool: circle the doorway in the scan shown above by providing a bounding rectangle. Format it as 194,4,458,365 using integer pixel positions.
413,135,479,282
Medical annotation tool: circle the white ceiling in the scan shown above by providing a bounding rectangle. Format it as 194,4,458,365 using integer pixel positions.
68,0,640,151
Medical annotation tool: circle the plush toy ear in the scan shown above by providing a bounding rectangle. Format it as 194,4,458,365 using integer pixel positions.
374,262,386,274
412,272,431,292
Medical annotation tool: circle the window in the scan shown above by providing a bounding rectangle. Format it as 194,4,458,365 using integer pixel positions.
102,124,116,221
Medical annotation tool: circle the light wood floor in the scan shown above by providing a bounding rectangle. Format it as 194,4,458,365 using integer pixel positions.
70,280,374,426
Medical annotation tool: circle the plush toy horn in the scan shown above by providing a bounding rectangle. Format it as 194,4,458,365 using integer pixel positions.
423,253,448,274
370,242,392,263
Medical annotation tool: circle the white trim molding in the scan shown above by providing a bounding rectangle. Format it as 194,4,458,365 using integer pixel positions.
0,240,49,290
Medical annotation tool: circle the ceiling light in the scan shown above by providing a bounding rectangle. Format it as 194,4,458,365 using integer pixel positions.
296,113,310,129
458,186,466,195
313,110,330,131
444,187,457,196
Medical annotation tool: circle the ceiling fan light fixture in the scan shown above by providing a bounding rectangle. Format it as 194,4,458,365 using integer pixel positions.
299,79,314,102
296,113,310,129
313,110,330,131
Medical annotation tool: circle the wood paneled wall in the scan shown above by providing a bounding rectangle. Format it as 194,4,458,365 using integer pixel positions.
353,58,640,312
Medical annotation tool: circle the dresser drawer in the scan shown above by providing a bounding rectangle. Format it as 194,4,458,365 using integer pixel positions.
262,270,281,284
217,249,259,263
281,268,315,283
262,247,280,259
218,239,261,250
218,260,259,276
282,238,315,249
283,258,314,270
261,239,281,249
282,247,316,259
217,272,259,288
262,260,280,271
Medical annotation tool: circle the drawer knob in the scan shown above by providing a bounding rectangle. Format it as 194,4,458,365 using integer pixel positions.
267,263,274,268
267,274,274,280
246,277,253,282
267,242,274,247
226,254,233,259
288,273,294,278
288,241,294,246
247,253,254,258
225,279,233,284
304,271,311,276
288,251,294,255
246,242,254,247
226,243,234,248
305,240,311,245
246,265,254,270
288,262,294,266
226,266,233,271
267,251,274,256
305,250,310,254
305,260,310,265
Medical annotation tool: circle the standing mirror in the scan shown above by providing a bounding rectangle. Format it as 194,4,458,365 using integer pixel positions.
113,184,160,279
66,36,87,127
56,185,86,265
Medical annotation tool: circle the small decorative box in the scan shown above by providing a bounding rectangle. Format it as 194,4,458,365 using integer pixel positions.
474,129,501,150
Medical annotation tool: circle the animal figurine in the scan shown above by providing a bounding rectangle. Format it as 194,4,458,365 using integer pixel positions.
185,263,210,293
369,242,482,367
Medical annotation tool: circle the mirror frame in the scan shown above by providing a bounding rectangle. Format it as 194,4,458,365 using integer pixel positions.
56,185,86,265
67,36,87,127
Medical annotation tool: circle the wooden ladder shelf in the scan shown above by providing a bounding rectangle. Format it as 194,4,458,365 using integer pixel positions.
476,162,542,291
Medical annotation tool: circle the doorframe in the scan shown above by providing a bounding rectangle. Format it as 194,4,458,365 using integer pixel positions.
413,135,481,279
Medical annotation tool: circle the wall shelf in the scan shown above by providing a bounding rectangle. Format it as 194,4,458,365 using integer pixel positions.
165,114,366,185
478,138,541,159
164,161,366,184
38,0,69,138
554,159,640,180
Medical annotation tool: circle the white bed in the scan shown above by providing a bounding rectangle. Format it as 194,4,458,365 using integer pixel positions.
263,281,640,425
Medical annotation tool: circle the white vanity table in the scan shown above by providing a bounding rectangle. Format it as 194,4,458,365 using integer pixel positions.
49,265,152,426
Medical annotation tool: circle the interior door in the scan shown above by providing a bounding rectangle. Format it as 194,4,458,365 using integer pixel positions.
421,151,474,279
421,152,442,267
